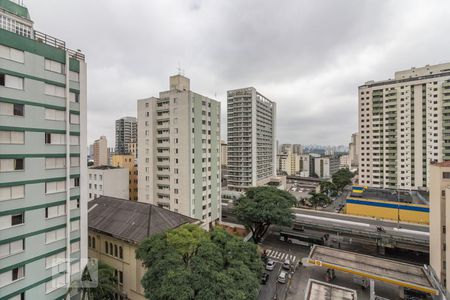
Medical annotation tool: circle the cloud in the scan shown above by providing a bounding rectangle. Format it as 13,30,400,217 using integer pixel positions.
25,0,450,146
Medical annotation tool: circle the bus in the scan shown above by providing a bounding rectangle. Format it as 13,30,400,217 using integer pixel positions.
279,231,324,247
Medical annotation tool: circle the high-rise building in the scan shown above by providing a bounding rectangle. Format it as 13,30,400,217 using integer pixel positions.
278,146,300,176
115,116,137,154
430,161,450,290
299,154,311,177
314,157,340,178
92,135,108,166
220,140,228,167
358,63,450,190
88,166,129,201
292,144,303,155
0,1,87,298
227,87,276,191
348,132,360,169
137,75,221,227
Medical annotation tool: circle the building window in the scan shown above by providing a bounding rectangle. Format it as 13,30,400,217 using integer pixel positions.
119,246,123,259
0,266,25,287
0,239,24,258
0,158,24,172
70,113,80,124
0,102,24,116
105,241,108,254
0,131,24,144
45,180,66,194
45,109,65,121
443,172,450,179
92,237,96,249
45,273,66,293
45,157,66,169
44,59,64,74
45,133,65,145
0,45,24,63
45,204,66,219
45,251,66,269
0,73,24,90
45,228,66,244
114,245,118,257
71,220,80,232
109,243,113,255
44,83,65,97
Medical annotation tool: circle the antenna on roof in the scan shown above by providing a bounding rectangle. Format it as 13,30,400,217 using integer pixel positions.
177,62,185,76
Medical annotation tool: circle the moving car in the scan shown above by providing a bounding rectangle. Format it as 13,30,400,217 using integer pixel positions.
277,271,288,284
265,259,275,271
261,273,269,284
282,259,291,270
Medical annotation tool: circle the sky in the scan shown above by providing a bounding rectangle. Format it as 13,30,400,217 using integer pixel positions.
24,0,450,147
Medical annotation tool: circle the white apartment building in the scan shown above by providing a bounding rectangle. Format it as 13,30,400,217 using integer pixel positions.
227,87,276,191
314,156,340,179
359,63,450,190
299,154,311,177
92,135,108,166
88,166,129,201
0,1,87,298
137,75,221,228
430,161,450,290
349,132,360,169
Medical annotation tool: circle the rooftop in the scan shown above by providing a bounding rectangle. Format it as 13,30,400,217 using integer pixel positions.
88,196,198,244
0,0,31,20
304,279,357,300
350,186,428,205
308,245,437,295
88,165,121,170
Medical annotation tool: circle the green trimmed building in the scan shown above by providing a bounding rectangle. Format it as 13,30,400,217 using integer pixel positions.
0,1,87,299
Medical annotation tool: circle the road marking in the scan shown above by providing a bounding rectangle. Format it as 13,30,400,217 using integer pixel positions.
280,253,286,260
266,250,273,256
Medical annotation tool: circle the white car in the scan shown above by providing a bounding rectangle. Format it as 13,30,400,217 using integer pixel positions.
282,259,291,270
265,259,275,271
278,271,288,284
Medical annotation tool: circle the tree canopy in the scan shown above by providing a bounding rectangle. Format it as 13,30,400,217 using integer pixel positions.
308,191,331,209
319,181,337,197
233,186,297,243
332,168,354,192
136,224,262,300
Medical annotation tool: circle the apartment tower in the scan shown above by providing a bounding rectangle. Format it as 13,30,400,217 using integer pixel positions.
137,75,221,227
0,1,87,298
115,116,137,155
358,63,450,189
227,87,276,191
92,135,108,166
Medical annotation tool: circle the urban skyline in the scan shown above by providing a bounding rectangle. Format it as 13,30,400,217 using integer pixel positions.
23,1,450,146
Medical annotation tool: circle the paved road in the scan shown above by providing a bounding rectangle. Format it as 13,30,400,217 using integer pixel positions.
258,262,289,300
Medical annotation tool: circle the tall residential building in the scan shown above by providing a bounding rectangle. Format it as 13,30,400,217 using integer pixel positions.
227,87,276,191
348,132,360,169
92,135,108,166
292,144,303,155
314,157,340,178
430,162,450,290
0,1,87,298
299,154,311,177
278,147,300,176
115,116,137,154
220,140,228,167
111,154,138,201
88,166,129,201
359,63,450,190
137,75,221,227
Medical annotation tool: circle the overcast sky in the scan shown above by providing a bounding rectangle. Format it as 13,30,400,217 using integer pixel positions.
25,0,450,147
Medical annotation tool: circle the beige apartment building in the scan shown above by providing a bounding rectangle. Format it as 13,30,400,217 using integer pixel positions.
358,63,450,189
137,75,221,228
349,132,360,169
227,87,276,191
88,196,196,300
430,161,450,290
93,135,108,166
278,146,300,176
221,140,228,167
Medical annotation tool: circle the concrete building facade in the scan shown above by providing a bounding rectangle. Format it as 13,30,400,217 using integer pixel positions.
88,166,129,201
278,146,300,176
358,63,450,190
430,161,450,290
314,157,340,179
115,116,137,155
92,135,108,166
220,140,227,167
227,87,276,191
299,154,311,177
0,1,87,298
111,154,138,201
137,75,221,227
349,132,360,169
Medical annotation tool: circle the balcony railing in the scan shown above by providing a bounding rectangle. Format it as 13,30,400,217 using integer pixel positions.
34,30,85,61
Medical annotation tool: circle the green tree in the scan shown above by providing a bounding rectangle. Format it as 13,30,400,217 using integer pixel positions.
136,224,262,300
233,186,297,244
308,192,331,210
319,181,337,197
65,261,119,300
332,168,354,192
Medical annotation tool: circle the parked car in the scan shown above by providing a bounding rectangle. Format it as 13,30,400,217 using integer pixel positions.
282,259,291,270
277,271,288,284
261,273,269,284
266,259,275,271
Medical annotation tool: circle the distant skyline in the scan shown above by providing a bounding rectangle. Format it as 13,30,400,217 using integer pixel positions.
25,0,450,145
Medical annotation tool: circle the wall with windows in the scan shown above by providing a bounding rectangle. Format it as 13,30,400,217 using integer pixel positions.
87,168,129,201
88,231,147,300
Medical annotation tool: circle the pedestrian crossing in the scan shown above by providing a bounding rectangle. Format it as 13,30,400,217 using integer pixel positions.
265,249,297,262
